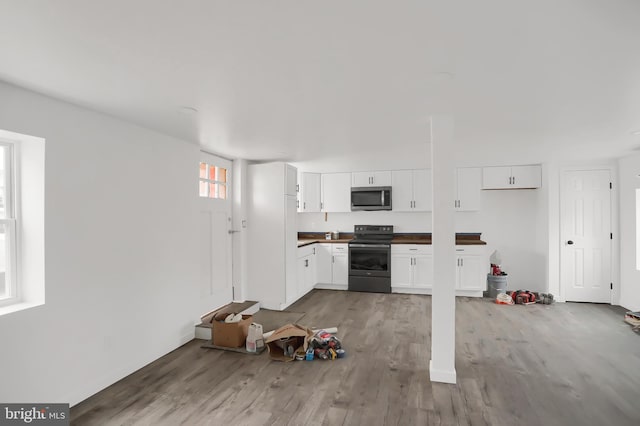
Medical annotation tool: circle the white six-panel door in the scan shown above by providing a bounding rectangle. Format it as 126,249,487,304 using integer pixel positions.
561,170,612,303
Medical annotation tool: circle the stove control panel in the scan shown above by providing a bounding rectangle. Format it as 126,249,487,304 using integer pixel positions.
354,225,394,235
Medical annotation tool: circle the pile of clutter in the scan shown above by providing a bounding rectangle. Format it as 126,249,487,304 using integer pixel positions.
490,250,554,306
264,324,345,362
501,290,554,305
306,329,345,360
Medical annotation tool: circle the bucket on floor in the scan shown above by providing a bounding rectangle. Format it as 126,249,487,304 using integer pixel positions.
487,274,508,299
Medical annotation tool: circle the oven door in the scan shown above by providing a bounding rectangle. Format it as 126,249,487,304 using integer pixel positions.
348,243,391,278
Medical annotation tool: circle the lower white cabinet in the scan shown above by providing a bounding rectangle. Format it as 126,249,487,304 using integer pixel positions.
455,246,486,291
391,245,433,289
310,242,486,296
391,244,486,295
297,245,316,298
315,243,349,288
332,244,349,285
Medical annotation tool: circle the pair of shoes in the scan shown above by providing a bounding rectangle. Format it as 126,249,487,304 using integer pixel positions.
224,313,243,323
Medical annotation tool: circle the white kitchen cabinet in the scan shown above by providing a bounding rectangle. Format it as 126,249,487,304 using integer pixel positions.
315,243,333,284
482,165,541,189
298,172,321,212
297,245,316,298
455,245,486,291
455,168,481,211
331,244,349,285
321,173,351,212
286,164,298,196
315,243,348,288
246,162,298,310
391,245,433,289
352,171,392,187
392,169,432,212
391,253,413,287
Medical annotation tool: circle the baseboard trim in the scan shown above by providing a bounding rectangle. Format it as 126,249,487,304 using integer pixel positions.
429,360,457,384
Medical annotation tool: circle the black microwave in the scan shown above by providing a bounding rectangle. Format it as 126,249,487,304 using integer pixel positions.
351,186,392,211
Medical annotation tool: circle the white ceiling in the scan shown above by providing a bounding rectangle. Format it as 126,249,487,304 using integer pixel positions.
1,0,639,164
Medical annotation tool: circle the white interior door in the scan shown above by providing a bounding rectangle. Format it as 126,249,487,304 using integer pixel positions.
199,152,233,314
561,169,612,303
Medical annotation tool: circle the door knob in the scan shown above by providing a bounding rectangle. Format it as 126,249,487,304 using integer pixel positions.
567,240,574,245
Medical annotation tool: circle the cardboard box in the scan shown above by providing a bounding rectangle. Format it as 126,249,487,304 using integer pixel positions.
212,313,252,348
265,323,315,362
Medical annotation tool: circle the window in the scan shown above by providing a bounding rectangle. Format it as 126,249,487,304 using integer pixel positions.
0,142,17,305
199,162,227,199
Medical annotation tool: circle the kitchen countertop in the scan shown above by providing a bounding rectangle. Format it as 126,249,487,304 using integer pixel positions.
297,233,486,247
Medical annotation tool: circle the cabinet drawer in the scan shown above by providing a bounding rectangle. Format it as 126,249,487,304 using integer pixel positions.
454,245,485,256
392,244,432,255
332,244,348,253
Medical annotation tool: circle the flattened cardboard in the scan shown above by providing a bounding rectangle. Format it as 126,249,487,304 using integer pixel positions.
212,313,252,348
264,323,314,362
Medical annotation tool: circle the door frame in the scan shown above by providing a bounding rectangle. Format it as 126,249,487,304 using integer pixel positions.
559,165,619,304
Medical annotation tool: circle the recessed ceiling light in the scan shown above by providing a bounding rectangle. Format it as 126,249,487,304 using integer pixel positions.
180,106,198,115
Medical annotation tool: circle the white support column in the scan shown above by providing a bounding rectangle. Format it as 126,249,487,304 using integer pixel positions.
429,115,457,384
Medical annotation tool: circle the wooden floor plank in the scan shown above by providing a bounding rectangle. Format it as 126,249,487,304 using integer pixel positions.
72,290,640,426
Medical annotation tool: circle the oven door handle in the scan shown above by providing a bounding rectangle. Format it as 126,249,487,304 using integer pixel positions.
349,243,390,248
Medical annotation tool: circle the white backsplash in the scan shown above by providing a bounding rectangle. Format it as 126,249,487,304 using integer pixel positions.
297,211,432,233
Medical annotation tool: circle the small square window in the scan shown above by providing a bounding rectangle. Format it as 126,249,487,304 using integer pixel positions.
198,163,227,200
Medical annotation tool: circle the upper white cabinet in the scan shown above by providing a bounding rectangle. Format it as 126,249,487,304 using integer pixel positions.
299,172,321,212
392,169,432,212
321,173,351,212
482,165,541,189
285,164,298,196
455,168,481,211
352,171,392,187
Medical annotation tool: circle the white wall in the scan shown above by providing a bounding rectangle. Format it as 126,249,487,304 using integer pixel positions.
0,81,201,405
619,154,640,311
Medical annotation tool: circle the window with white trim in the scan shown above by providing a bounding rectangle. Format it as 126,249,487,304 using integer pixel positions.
199,162,227,199
0,142,17,305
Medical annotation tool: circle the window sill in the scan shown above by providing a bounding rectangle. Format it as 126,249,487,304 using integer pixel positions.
0,300,44,317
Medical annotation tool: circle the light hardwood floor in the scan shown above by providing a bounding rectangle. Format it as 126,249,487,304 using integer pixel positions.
71,290,640,425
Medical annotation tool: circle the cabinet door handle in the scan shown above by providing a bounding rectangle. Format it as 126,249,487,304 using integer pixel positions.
313,247,316,254
332,256,335,263
296,184,299,192
513,176,516,185
305,259,309,267
461,258,464,267
304,202,306,210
